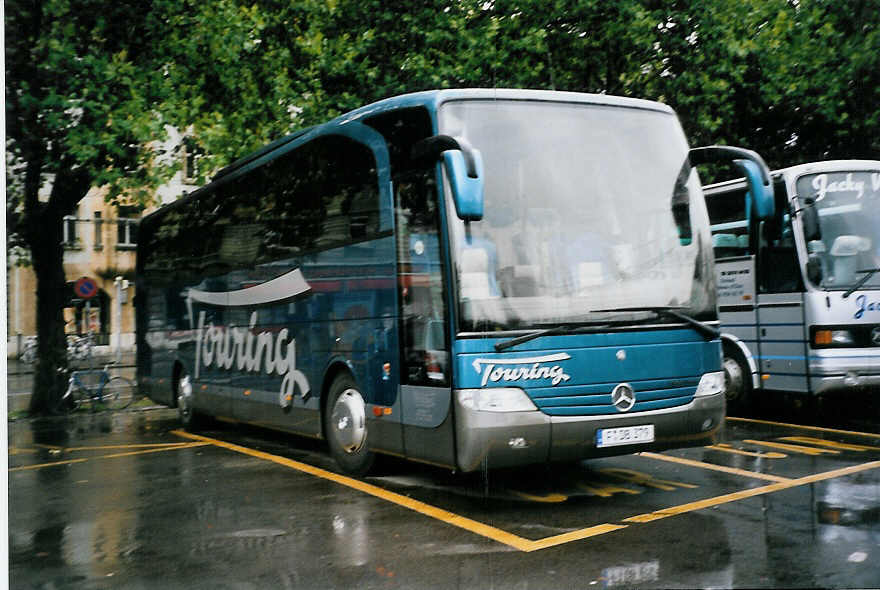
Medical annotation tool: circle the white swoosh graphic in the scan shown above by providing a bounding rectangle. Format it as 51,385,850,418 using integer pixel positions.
188,268,312,307
472,353,571,373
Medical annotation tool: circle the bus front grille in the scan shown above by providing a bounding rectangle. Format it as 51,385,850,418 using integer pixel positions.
528,378,700,416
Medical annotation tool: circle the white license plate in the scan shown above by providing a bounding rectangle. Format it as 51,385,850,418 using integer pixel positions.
596,424,655,448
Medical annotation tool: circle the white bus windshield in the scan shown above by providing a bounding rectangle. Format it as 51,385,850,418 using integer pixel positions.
798,171,880,290
439,100,715,332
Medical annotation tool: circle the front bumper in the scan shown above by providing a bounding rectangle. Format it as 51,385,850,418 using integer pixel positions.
809,350,880,395
454,392,725,472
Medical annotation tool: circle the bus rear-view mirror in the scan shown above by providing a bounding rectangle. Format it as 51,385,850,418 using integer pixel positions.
412,134,484,221
801,198,822,242
690,145,775,220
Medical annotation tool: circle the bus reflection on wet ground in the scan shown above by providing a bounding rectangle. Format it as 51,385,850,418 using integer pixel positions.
8,396,880,589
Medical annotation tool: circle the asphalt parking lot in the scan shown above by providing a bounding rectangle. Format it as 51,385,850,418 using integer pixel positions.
8,403,880,589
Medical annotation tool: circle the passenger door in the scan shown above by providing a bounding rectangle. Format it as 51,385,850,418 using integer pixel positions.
755,214,809,393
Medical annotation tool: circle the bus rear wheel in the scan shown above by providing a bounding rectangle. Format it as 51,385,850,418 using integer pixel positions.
324,374,375,476
722,351,751,414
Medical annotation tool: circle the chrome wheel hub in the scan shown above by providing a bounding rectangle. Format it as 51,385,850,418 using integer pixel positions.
330,388,367,454
722,357,744,401
178,375,193,421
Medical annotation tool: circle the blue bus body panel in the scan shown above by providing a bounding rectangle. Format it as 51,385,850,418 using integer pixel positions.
150,236,400,428
454,331,719,416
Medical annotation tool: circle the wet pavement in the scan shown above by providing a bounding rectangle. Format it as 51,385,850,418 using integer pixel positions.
8,400,880,589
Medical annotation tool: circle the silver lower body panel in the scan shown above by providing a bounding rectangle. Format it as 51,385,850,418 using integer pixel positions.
809,351,880,395
454,393,725,472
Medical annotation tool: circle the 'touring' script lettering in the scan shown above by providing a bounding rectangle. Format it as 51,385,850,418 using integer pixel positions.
195,311,310,406
472,353,572,387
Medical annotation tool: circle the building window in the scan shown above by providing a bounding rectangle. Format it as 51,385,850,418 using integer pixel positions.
116,206,140,249
94,212,103,250
62,210,79,248
183,138,204,184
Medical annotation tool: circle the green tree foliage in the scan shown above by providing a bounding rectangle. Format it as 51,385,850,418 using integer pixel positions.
6,0,175,413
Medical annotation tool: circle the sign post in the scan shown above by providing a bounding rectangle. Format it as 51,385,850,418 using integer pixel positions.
74,277,98,368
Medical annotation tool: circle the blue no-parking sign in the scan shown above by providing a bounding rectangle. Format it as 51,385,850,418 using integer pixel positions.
73,276,99,299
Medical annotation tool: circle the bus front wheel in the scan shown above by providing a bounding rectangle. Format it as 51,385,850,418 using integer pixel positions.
324,374,375,476
722,351,752,414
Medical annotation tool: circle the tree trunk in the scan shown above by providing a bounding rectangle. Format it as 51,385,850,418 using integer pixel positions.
27,208,70,415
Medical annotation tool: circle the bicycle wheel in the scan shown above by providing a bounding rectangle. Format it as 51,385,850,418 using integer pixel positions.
101,376,136,410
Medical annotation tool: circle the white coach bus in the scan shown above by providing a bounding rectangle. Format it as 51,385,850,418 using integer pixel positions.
704,160,880,408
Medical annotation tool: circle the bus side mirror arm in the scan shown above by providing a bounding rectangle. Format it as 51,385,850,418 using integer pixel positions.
412,134,484,221
690,145,775,220
794,196,822,241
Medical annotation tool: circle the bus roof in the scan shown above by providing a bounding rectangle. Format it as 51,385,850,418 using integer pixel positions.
773,159,880,178
213,89,673,181
340,88,674,120
703,159,880,197
147,89,676,225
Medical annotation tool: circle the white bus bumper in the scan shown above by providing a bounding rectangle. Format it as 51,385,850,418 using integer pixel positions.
809,350,880,395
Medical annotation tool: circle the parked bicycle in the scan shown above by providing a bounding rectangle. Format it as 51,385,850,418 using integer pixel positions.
19,336,38,364
54,362,137,413
19,333,94,365
66,332,95,363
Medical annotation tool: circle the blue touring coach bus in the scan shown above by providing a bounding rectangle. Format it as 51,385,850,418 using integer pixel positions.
136,89,772,475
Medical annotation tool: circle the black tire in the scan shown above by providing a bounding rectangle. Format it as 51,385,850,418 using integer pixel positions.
102,376,136,410
323,374,375,476
722,348,752,414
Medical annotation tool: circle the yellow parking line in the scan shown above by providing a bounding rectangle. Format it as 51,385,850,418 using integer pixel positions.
509,491,569,503
8,447,39,455
742,439,838,456
95,443,210,460
527,524,629,551
623,460,880,524
640,452,792,483
705,443,787,459
8,442,210,471
64,443,197,451
10,458,89,471
727,417,880,440
778,436,880,452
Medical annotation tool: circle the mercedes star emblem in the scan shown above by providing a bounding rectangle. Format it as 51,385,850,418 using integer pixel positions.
611,383,636,412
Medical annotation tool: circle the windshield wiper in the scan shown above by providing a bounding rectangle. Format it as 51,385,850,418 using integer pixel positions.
590,306,720,340
843,268,880,299
494,323,611,352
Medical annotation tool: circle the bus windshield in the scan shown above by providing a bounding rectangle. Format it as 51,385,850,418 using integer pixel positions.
439,99,715,332
797,171,880,290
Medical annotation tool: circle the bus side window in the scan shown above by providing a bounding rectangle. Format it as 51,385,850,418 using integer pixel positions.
757,218,803,293
395,169,449,386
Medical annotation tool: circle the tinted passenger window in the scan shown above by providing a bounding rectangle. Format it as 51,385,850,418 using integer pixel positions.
222,134,381,268
141,134,382,284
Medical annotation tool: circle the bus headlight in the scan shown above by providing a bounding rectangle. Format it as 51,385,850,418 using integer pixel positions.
813,329,855,347
457,388,537,412
695,371,725,396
